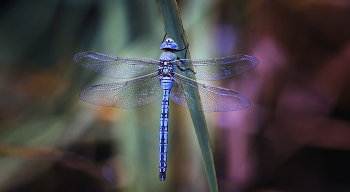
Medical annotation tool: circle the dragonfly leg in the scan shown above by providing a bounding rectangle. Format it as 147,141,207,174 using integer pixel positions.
177,65,196,74
162,28,167,43
177,31,195,73
176,31,189,58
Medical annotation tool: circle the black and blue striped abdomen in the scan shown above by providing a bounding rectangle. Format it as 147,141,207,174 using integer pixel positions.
159,77,173,181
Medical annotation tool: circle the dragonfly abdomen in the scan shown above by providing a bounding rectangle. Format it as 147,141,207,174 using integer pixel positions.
159,77,173,181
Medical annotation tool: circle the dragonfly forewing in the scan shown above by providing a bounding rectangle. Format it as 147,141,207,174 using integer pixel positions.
73,52,159,79
80,72,162,108
170,73,251,112
175,54,258,81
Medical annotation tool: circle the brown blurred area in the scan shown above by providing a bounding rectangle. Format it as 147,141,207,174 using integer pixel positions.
1,0,350,192
216,0,350,191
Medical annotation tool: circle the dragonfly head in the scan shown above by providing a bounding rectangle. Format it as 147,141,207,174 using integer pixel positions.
160,38,178,50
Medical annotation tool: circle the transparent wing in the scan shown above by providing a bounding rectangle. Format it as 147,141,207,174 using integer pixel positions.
170,73,250,112
174,54,258,80
73,52,159,79
80,72,162,108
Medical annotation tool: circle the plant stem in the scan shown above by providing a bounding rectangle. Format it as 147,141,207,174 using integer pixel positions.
157,1,219,191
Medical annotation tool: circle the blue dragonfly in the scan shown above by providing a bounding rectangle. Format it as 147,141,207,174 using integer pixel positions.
73,36,258,181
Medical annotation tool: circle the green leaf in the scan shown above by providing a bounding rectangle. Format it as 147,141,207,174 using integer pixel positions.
157,1,219,191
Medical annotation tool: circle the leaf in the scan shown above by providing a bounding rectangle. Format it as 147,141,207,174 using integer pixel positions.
157,1,219,191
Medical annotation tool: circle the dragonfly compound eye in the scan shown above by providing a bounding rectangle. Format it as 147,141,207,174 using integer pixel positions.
160,38,178,50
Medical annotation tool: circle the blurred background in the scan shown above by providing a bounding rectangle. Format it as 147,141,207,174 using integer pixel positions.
1,0,350,191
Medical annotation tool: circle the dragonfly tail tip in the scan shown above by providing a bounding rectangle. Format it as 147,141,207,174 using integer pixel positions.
159,171,166,181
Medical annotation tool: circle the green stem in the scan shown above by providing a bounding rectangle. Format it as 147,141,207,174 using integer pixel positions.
157,1,219,191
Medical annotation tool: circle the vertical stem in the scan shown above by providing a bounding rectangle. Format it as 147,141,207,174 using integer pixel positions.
157,1,219,192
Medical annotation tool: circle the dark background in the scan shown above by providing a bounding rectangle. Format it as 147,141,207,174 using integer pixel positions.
1,0,350,191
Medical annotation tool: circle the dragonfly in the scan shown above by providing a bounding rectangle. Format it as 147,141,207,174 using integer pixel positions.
73,36,259,181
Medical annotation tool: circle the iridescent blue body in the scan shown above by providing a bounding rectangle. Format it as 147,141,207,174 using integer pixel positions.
158,44,178,180
73,37,259,181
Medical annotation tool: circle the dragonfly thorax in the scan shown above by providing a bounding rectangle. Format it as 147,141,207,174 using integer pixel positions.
159,51,177,61
158,51,177,78
158,62,174,77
